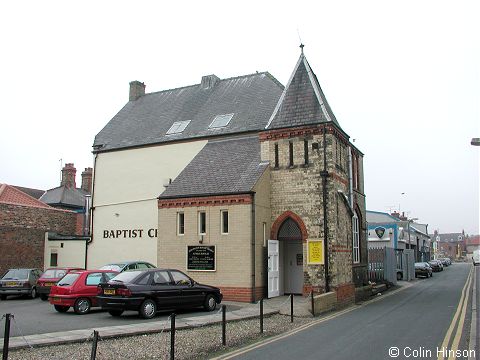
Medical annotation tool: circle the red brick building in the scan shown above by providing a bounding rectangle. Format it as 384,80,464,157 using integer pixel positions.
0,184,78,275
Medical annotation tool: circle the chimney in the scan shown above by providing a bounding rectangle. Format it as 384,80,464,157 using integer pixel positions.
201,74,220,89
81,167,93,193
391,211,400,220
61,163,76,189
129,81,146,101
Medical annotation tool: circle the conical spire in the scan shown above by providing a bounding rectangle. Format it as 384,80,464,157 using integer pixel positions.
265,49,341,130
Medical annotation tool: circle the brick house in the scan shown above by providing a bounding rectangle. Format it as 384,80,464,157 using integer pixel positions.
0,184,78,275
90,49,367,303
432,231,467,259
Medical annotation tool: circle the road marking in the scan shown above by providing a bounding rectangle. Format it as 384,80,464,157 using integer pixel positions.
437,267,473,360
448,268,473,359
213,282,414,360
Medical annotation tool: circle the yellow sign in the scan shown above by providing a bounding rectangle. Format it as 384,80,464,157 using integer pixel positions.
307,239,324,264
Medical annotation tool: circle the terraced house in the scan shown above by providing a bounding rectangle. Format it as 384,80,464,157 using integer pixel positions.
89,49,367,303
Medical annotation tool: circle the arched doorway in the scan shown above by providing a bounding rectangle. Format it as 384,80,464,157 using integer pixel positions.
277,218,304,294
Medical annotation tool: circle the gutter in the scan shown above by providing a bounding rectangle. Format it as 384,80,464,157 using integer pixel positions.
158,191,255,201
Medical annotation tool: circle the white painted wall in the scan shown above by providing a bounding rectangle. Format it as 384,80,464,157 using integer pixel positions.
44,233,86,270
88,140,207,269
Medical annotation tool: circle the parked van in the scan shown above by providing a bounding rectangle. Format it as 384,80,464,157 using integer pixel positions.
473,249,480,266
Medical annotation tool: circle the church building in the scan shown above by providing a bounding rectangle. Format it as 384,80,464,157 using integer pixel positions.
90,49,367,303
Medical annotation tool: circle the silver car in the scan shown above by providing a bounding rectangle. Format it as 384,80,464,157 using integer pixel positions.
0,268,43,300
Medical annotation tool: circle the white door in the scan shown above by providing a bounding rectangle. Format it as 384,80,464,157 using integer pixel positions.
268,240,280,298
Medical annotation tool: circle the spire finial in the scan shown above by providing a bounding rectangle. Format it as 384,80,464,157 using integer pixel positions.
300,43,305,55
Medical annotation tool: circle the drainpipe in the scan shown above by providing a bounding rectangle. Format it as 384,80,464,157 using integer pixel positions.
85,152,98,269
251,193,256,302
321,125,330,293
348,146,353,207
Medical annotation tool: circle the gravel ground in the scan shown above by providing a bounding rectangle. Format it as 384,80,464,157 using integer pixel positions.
7,314,314,360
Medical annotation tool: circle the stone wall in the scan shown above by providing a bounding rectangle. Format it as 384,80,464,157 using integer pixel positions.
0,203,77,275
261,123,367,295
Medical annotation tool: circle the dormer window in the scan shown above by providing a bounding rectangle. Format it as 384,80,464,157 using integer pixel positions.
209,113,234,129
166,120,191,135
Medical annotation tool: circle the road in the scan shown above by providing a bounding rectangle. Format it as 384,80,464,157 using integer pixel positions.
0,297,241,337
227,263,478,360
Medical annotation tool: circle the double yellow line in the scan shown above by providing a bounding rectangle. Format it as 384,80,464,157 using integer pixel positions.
437,266,474,360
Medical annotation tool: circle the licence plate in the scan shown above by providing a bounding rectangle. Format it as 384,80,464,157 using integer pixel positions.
104,289,115,295
53,297,61,302
45,283,56,287
6,282,19,287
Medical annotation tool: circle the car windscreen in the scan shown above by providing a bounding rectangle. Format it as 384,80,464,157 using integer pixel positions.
57,273,80,286
99,264,124,272
2,269,29,280
41,269,67,279
109,271,142,283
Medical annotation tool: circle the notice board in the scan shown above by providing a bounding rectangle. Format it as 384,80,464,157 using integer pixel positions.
307,239,324,265
187,245,216,271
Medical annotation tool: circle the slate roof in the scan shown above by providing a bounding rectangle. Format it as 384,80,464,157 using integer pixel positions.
40,186,89,209
159,136,268,198
265,53,342,131
0,184,51,209
410,224,430,237
94,72,284,152
431,233,465,243
12,186,45,199
366,210,400,224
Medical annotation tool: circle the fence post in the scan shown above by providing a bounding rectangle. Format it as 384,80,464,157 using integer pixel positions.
2,313,11,360
222,305,226,346
170,313,176,360
259,299,263,333
290,295,294,323
311,290,315,317
90,330,99,360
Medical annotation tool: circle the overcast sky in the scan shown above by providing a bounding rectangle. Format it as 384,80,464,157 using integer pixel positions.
1,1,478,235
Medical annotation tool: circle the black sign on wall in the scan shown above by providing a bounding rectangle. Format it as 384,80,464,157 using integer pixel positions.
187,246,216,271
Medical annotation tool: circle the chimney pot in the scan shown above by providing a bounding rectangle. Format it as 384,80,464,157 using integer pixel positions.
129,81,146,101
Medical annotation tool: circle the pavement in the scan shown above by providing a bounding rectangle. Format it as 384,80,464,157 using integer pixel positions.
0,294,314,350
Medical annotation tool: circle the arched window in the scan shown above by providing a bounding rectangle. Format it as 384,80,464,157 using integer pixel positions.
353,212,360,264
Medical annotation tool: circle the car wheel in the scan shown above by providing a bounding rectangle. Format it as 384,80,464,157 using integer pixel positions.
0,295,6,300
40,294,48,301
139,299,156,319
430,272,433,277
74,298,91,315
204,294,217,312
54,305,69,313
108,310,124,317
30,287,37,299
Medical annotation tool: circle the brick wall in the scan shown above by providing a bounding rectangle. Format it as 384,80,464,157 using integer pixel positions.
0,203,77,275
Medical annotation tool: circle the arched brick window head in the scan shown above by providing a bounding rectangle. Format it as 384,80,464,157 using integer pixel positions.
271,211,308,241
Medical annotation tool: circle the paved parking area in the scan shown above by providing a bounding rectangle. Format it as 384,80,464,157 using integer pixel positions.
0,296,243,337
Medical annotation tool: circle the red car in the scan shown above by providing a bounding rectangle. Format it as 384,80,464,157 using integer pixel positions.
49,270,118,314
37,267,83,301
